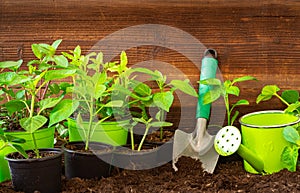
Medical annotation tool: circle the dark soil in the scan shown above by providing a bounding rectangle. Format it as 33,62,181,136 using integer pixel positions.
1,155,300,193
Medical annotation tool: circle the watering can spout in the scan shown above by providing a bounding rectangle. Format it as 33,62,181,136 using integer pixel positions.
214,126,265,174
237,144,265,173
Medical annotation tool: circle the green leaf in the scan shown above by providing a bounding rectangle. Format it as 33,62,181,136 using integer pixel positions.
20,115,48,133
51,39,62,50
202,89,221,105
49,83,61,94
170,79,198,97
5,100,26,115
6,134,26,144
281,145,298,172
150,121,173,128
15,90,25,99
0,59,23,70
132,81,152,97
282,126,300,145
94,84,106,99
38,97,62,113
0,72,30,85
284,101,300,114
281,90,299,104
119,51,128,72
232,76,257,84
10,144,28,158
226,85,240,96
199,78,221,86
234,99,249,106
262,85,280,95
31,44,43,59
113,84,152,101
49,99,79,127
153,91,174,112
230,110,239,126
103,100,123,108
53,55,69,68
256,85,280,104
130,68,159,79
45,69,76,81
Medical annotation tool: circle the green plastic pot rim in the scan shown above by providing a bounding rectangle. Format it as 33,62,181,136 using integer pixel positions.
239,110,300,128
4,148,63,163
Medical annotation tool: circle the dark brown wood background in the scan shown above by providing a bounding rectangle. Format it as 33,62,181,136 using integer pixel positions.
1,0,300,128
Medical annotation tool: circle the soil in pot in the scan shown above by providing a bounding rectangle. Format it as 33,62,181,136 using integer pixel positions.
112,144,162,170
62,142,114,179
5,148,63,193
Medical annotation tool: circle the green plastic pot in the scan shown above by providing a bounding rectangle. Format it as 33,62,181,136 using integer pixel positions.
68,118,128,146
239,110,300,174
0,127,55,182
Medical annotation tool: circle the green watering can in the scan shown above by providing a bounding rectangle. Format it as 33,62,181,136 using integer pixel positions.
214,110,300,174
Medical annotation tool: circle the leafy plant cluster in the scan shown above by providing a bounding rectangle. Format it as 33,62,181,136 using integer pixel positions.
0,39,199,157
62,45,198,151
199,76,257,126
0,40,76,157
256,85,300,172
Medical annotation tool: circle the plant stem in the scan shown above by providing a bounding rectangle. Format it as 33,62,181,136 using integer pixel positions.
137,124,150,151
31,132,40,158
85,100,94,151
274,93,290,107
224,94,231,126
159,110,165,140
130,126,134,150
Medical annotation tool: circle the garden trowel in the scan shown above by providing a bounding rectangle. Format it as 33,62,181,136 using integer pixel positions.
172,49,219,174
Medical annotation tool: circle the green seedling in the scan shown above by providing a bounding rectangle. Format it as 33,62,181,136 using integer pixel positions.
257,85,300,172
281,126,300,172
256,85,300,114
200,76,257,126
0,40,77,158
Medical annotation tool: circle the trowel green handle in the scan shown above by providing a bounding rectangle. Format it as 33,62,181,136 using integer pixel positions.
196,49,218,119
237,144,265,173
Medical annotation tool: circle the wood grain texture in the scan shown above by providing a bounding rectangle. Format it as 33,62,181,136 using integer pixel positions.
1,0,299,128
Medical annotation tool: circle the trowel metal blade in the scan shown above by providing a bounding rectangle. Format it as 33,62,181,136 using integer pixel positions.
172,129,219,173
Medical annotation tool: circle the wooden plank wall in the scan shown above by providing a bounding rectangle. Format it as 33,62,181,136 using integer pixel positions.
1,0,300,129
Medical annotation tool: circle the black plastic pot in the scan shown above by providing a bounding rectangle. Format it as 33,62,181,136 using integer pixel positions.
112,144,160,170
146,139,174,164
62,141,114,179
5,148,63,193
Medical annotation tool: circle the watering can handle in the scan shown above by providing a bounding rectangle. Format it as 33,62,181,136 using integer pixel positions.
196,49,218,119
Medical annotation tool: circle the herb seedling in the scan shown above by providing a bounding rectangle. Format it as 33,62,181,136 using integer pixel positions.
256,85,300,114
0,40,77,158
200,76,257,126
256,85,300,172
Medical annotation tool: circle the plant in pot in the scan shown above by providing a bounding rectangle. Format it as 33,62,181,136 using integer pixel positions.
112,65,199,169
256,85,300,172
61,47,129,179
0,39,77,192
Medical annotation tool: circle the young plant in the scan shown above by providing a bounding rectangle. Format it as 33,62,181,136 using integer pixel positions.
256,85,300,114
115,68,198,149
200,76,257,126
65,47,128,150
257,85,300,172
0,40,77,158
